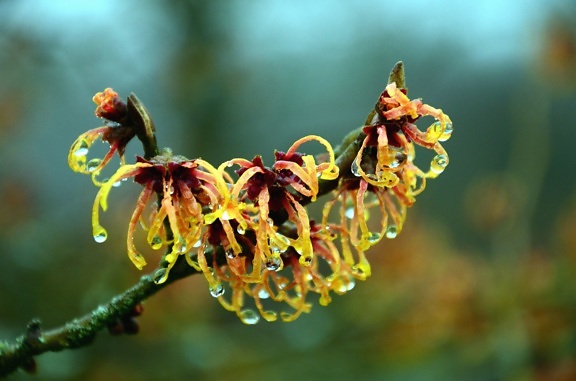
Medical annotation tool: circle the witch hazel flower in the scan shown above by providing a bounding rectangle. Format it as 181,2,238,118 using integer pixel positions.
68,88,136,185
91,148,229,283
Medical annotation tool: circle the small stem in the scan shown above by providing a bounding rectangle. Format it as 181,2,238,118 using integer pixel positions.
127,94,160,160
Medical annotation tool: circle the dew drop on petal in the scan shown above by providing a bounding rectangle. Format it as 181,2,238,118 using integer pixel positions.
193,239,202,248
225,249,235,259
236,225,246,235
221,210,231,220
87,158,102,172
257,288,270,299
209,283,225,298
345,277,356,291
430,154,448,174
73,140,90,157
239,309,260,325
366,232,382,244
385,225,398,239
439,122,453,142
265,256,282,271
387,146,407,169
153,268,168,284
93,228,108,243
345,207,355,219
350,160,361,177
179,245,188,254
150,236,163,250
324,226,337,240
300,255,313,266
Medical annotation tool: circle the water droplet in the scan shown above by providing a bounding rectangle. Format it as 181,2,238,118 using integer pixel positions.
151,235,163,250
167,185,175,195
225,249,235,259
345,277,356,291
324,226,337,240
104,120,121,128
385,225,398,239
267,218,274,227
345,207,355,219
265,256,282,271
263,310,278,321
257,288,270,299
112,180,122,188
93,228,107,243
236,225,246,235
332,275,356,293
193,239,202,248
439,122,453,142
276,279,288,290
209,283,225,298
178,243,188,253
87,158,102,172
350,160,361,177
387,146,407,168
430,154,448,174
300,255,313,266
366,232,382,244
239,309,260,325
73,140,90,157
153,268,168,284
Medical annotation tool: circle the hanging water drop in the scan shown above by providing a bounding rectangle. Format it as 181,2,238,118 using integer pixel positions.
387,146,407,169
265,256,282,271
104,120,121,128
93,228,108,243
324,226,337,240
345,277,356,291
209,283,225,298
350,160,361,177
73,140,90,157
87,158,102,172
300,255,313,266
439,121,453,142
385,225,398,239
430,154,448,174
345,207,355,219
332,275,356,293
257,288,270,299
153,268,168,284
239,309,260,325
366,232,382,244
177,241,188,254
221,210,231,220
225,249,235,259
193,239,202,248
236,225,246,235
150,236,163,250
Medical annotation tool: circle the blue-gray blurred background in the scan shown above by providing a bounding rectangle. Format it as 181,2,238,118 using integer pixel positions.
1,1,576,380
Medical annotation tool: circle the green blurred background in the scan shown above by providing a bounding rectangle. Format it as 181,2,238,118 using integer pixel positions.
1,0,576,380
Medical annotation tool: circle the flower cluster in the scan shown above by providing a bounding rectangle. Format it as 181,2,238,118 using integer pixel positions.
69,81,453,324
